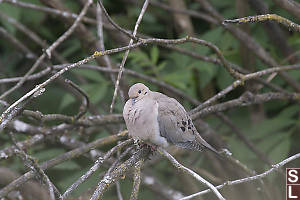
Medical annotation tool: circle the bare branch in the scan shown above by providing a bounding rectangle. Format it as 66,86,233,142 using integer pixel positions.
109,0,150,113
130,159,144,200
193,92,299,119
0,131,127,198
64,79,90,120
223,14,300,32
158,148,225,200
90,147,151,200
8,132,59,200
61,139,132,199
0,0,93,100
180,153,300,200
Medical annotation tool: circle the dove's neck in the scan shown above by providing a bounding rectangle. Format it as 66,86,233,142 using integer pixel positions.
131,92,152,105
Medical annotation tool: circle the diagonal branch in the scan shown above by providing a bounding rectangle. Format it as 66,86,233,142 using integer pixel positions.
180,153,300,200
61,139,132,199
108,0,150,113
90,147,151,200
158,148,226,200
0,0,93,100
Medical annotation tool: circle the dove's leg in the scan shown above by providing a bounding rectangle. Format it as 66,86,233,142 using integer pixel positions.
133,139,157,152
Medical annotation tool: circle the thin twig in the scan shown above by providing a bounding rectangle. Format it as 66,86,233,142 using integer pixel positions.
158,148,226,200
90,147,151,200
0,12,66,63
8,132,59,200
142,173,184,200
97,0,139,41
116,181,124,200
2,0,96,25
0,27,36,59
0,132,44,160
96,3,125,104
192,92,299,119
3,37,296,131
0,0,93,100
191,64,300,114
180,153,300,200
223,14,300,32
61,139,132,199
130,159,144,200
64,79,90,120
0,131,127,198
109,0,150,113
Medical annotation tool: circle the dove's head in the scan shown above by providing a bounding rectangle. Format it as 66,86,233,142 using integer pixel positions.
128,83,150,101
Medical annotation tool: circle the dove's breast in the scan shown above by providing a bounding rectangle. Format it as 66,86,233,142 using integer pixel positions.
123,97,168,147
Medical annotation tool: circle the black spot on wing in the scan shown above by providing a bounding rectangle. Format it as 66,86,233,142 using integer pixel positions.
180,127,186,132
188,126,191,129
188,119,191,125
182,120,186,126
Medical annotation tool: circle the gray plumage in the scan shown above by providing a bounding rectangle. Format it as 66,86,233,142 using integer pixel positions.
123,83,219,154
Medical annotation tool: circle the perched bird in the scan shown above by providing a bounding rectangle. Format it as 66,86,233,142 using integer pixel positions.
123,83,220,155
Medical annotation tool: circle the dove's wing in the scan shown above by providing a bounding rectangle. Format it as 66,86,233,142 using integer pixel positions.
150,92,202,150
151,91,220,153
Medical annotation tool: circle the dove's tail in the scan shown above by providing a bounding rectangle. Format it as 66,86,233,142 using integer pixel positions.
195,134,224,158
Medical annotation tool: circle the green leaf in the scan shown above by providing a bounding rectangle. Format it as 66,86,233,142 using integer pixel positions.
168,49,193,69
34,148,65,163
60,94,76,110
246,117,295,140
56,165,100,196
52,160,80,170
22,5,45,28
277,105,299,119
63,1,80,13
128,51,149,66
193,61,218,88
162,67,191,90
262,133,291,163
61,39,81,58
156,61,167,72
75,69,105,82
227,135,256,164
216,67,234,90
150,46,159,65
287,69,300,81
219,31,237,51
81,83,108,104
201,27,223,44
0,4,21,34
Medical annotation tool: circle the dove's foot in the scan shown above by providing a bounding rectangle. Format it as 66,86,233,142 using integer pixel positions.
140,143,157,151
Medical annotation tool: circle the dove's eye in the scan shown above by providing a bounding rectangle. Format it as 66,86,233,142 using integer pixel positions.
138,90,142,94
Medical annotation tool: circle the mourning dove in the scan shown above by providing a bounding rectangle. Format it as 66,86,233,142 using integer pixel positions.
123,83,220,155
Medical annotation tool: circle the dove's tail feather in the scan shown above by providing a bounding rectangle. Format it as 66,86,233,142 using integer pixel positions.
175,139,225,160
175,141,204,151
195,134,224,158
